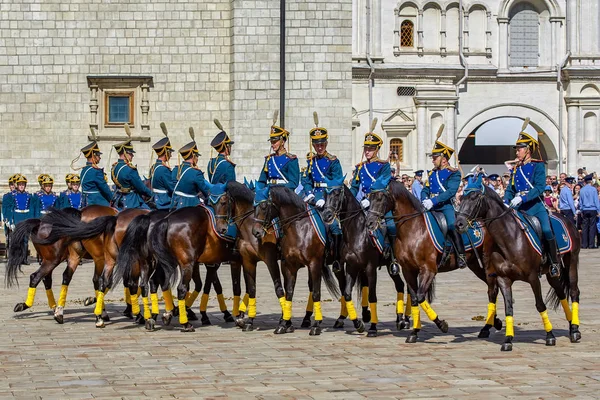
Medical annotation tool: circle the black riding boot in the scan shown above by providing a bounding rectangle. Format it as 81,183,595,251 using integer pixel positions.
331,234,343,274
449,230,468,269
386,235,400,276
546,236,561,278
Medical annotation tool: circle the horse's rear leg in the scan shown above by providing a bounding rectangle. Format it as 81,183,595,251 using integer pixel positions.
389,271,410,330
416,269,448,334
230,262,243,318
14,259,60,313
366,263,378,337
177,265,195,332
308,261,324,336
404,268,422,343
332,270,348,329
275,263,298,334
237,261,257,331
93,258,116,328
53,255,82,324
530,277,556,347
565,253,582,343
360,270,371,323
183,263,202,322
301,274,314,328
158,265,176,327
209,263,234,323
478,277,502,338
199,265,216,325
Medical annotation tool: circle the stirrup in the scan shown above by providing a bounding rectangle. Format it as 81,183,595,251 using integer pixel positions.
387,261,400,276
332,260,342,274
457,254,468,269
549,263,560,278
438,246,451,268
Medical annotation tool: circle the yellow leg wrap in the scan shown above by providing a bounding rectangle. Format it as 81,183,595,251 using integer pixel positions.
46,289,57,309
94,291,105,316
505,316,514,337
95,289,100,300
346,299,358,321
420,300,438,321
485,302,496,326
142,296,151,319
314,301,323,321
396,292,404,315
411,306,421,329
361,287,369,308
150,293,159,315
185,290,200,308
248,297,257,318
232,295,241,316
572,302,580,326
131,293,141,316
199,293,209,312
243,293,249,306
124,287,131,305
178,300,188,325
540,310,553,332
405,294,412,318
278,296,285,314
283,300,293,321
369,302,378,324
560,299,572,322
163,290,174,312
306,292,314,313
217,293,227,312
340,296,348,317
58,285,68,308
239,297,248,313
25,287,36,308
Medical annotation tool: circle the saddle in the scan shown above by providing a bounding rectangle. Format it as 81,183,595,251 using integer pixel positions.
431,211,447,238
512,210,572,256
520,213,543,241
423,211,484,253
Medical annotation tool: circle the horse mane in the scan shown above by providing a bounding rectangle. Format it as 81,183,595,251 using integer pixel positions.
388,180,424,211
226,181,254,204
343,185,362,212
270,186,305,209
483,185,506,207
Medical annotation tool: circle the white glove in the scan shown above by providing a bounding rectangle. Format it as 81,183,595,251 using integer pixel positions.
510,196,522,208
303,193,315,203
422,199,433,210
315,199,325,208
10,223,15,231
199,198,205,204
360,198,370,209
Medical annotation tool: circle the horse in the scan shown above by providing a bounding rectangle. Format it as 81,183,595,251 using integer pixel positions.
5,205,118,324
455,178,581,351
252,185,339,335
365,180,503,343
321,180,411,337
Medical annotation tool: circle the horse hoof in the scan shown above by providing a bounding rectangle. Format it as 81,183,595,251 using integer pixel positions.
161,312,173,326
186,308,198,321
478,329,491,339
145,319,156,331
436,319,449,333
122,305,133,320
201,317,211,326
501,342,513,352
14,303,30,313
309,326,322,336
286,324,295,333
95,316,105,328
301,318,311,328
83,297,97,307
180,323,195,332
333,319,345,329
355,320,365,333
546,337,556,346
494,317,503,331
101,312,110,322
223,311,235,323
405,334,418,343
242,322,254,332
54,314,64,324
362,309,371,323
134,314,145,325
570,331,582,343
274,325,287,334
367,329,377,337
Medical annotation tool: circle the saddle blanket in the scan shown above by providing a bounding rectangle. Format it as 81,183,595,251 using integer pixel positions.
514,211,572,256
203,204,237,243
271,205,327,247
424,212,484,253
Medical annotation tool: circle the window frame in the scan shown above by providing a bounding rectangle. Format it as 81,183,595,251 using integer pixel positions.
389,138,404,163
400,20,414,48
104,91,135,128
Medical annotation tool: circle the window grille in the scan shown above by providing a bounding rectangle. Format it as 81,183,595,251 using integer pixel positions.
400,20,414,48
397,86,416,96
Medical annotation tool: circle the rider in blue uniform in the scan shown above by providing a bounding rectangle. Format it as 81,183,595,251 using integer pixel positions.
111,139,153,210
420,139,466,268
5,174,38,264
34,175,59,216
78,141,113,207
207,129,236,184
59,175,83,210
300,118,344,272
149,136,175,210
257,123,299,191
2,174,17,244
504,130,560,277
171,140,212,209
350,127,400,275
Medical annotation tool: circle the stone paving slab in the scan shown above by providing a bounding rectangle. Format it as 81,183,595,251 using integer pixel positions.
1,249,600,399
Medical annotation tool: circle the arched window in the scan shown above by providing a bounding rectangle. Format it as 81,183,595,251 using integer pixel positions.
584,112,598,142
400,20,414,48
389,138,404,162
509,2,539,67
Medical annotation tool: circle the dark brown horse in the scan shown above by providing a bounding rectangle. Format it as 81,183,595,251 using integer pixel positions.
365,180,503,343
456,179,581,351
6,205,118,323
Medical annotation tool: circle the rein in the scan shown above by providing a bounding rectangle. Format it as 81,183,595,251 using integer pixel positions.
369,188,424,227
457,188,513,228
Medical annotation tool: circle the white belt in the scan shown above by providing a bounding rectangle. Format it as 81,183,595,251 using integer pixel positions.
14,209,30,213
517,191,528,196
153,189,168,194
174,191,196,198
83,191,99,194
314,182,328,188
40,210,49,214
269,179,287,185
430,193,439,198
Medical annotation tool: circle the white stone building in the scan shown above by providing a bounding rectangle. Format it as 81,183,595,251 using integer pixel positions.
352,0,600,176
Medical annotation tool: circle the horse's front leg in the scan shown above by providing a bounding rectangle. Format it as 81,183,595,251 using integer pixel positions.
366,262,379,337
416,268,448,334
342,266,364,334
275,262,298,334
308,260,323,336
497,276,515,351
478,276,503,338
530,276,556,347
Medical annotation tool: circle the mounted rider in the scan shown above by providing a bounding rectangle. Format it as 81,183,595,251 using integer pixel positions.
170,128,212,209
110,126,153,210
208,119,236,185
149,123,176,210
77,135,113,207
301,112,344,273
34,174,59,216
350,118,400,276
504,120,560,277
420,126,467,269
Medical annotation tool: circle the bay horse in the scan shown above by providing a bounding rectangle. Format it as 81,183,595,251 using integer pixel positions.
321,180,411,337
455,178,581,351
252,185,339,335
365,180,503,343
5,205,118,324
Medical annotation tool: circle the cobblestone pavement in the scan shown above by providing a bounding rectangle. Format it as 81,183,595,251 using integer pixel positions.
1,250,599,399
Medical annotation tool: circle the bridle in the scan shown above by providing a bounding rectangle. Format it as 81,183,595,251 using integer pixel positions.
211,192,254,229
367,187,423,229
456,186,512,228
323,185,362,223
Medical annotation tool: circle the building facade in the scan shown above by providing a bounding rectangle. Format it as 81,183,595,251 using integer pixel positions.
353,0,600,175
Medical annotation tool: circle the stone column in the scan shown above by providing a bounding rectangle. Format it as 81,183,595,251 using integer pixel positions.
417,9,424,55
440,10,447,56
568,0,578,54
485,11,492,57
498,18,509,70
463,11,469,54
417,104,427,169
567,104,578,174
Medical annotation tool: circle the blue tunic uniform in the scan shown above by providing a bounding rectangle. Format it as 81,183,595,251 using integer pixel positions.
207,154,236,184
111,159,153,210
301,153,343,235
170,162,212,209
257,152,300,191
59,190,83,210
504,161,553,240
421,167,461,231
150,160,175,210
2,190,15,235
350,159,396,236
6,191,38,225
34,191,59,216
80,162,113,207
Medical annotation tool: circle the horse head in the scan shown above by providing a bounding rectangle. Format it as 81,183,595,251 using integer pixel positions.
208,183,231,236
365,176,393,231
321,175,347,224
252,187,277,239
456,174,490,234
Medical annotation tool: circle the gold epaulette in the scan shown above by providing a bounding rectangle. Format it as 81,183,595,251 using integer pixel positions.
325,152,337,160
306,152,315,160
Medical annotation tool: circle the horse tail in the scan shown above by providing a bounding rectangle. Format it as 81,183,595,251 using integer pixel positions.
34,210,116,245
149,218,179,287
5,219,41,287
322,262,341,300
545,257,574,310
427,275,436,304
113,213,152,289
